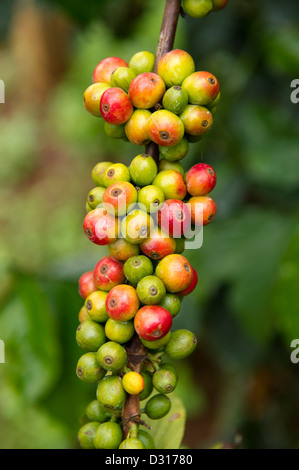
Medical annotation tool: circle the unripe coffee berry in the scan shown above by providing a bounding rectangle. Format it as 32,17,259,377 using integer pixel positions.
92,161,113,186
94,422,123,449
110,66,136,92
129,72,166,109
123,255,154,285
85,290,108,323
104,122,127,140
183,0,213,18
77,422,99,449
102,163,130,187
137,184,165,214
96,375,127,410
162,86,188,115
159,293,181,318
83,83,110,117
87,186,106,209
139,372,154,401
129,51,155,75
108,238,140,261
144,394,171,420
136,275,166,305
76,352,105,383
180,105,213,136
140,330,171,350
159,137,189,162
97,341,127,372
165,329,197,359
157,49,195,87
102,181,137,216
155,254,193,293
105,318,135,344
129,154,158,187
147,110,184,147
125,109,152,146
153,170,186,200
138,430,155,449
152,367,178,394
119,438,145,449
85,399,109,423
76,320,106,351
93,57,128,84
121,209,154,244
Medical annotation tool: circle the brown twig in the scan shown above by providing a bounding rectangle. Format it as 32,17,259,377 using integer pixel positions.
122,0,182,438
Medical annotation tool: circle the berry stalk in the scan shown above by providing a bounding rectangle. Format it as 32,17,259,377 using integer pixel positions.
123,0,182,437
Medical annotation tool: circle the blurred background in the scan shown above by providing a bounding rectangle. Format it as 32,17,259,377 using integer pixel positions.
0,0,299,449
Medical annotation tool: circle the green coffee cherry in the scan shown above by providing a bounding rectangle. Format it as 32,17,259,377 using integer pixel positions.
159,137,189,162
140,331,171,350
136,275,166,305
162,86,188,115
183,0,213,18
165,329,197,359
144,394,171,419
159,293,181,318
87,186,106,209
138,429,155,449
92,161,113,186
85,399,109,423
152,368,178,394
110,67,136,92
97,375,127,410
76,352,106,383
103,163,130,187
94,422,123,449
137,184,165,214
105,318,135,344
160,362,179,380
76,320,106,352
85,290,108,323
77,421,99,449
104,122,127,140
123,255,154,285
119,438,145,449
97,341,127,372
139,371,154,401
129,154,158,187
158,159,184,175
129,51,155,75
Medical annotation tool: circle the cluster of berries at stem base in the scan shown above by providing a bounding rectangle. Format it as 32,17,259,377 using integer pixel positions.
77,13,226,447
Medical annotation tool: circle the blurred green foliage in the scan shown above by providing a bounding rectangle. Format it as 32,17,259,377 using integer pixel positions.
0,0,299,449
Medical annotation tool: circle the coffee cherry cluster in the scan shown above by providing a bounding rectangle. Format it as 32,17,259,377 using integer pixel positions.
84,48,220,149
183,0,229,19
77,44,219,449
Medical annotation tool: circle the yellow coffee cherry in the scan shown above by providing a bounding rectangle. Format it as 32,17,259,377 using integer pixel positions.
122,371,145,395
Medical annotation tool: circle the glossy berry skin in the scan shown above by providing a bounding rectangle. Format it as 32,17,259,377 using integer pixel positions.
159,293,181,318
96,375,126,411
158,159,184,175
78,270,97,299
182,71,220,106
157,49,195,88
105,318,135,344
159,137,189,162
180,105,213,135
155,254,193,293
162,86,188,115
189,195,217,225
93,256,125,291
178,266,198,297
183,0,213,18
76,352,106,384
92,161,113,186
152,368,177,394
137,184,165,214
110,67,136,92
140,331,171,350
136,275,166,305
85,400,109,423
153,170,187,200
106,284,140,321
78,305,91,323
121,209,154,244
145,394,171,420
129,154,158,187
108,238,140,261
97,341,127,372
134,305,172,341
125,109,151,146
129,51,155,75
122,371,145,395
83,83,110,117
103,163,130,187
104,122,127,140
140,226,176,261
165,329,197,359
76,320,106,352
128,72,166,109
85,290,108,323
83,208,119,246
78,422,99,449
94,422,123,450
100,87,133,125
139,372,154,400
147,110,184,147
157,199,191,238
123,255,154,285
87,186,106,209
102,181,137,216
185,163,217,197
93,57,128,84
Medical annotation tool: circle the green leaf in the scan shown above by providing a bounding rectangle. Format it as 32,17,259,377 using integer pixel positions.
143,394,186,449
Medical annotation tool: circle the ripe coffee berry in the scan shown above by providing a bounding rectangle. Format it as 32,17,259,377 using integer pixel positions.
83,208,118,246
78,270,97,299
157,199,191,237
157,49,195,87
122,371,145,395
140,226,176,261
147,110,184,147
128,72,166,109
134,305,172,341
180,104,213,136
182,71,220,106
189,195,217,226
155,254,193,293
153,170,187,200
100,87,133,125
185,162,217,197
93,256,125,291
105,284,140,321
102,181,137,216
178,266,198,297
93,56,128,84
125,109,151,146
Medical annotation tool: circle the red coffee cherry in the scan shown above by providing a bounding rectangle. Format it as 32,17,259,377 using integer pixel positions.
134,305,172,341
157,199,191,237
155,254,193,293
106,284,140,322
93,57,129,84
189,195,217,226
78,271,98,299
100,87,133,125
185,163,217,197
128,72,166,109
93,256,125,291
178,266,198,297
83,208,119,246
